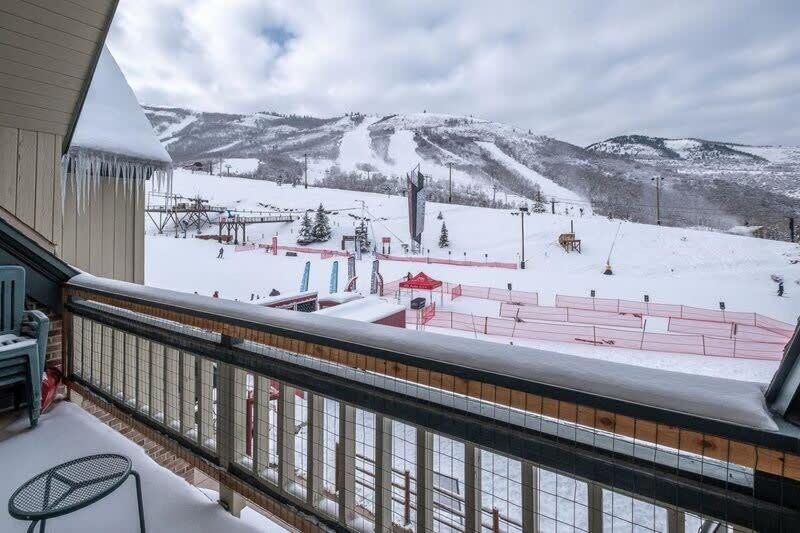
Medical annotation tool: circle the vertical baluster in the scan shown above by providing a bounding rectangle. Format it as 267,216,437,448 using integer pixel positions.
588,483,604,532
72,316,83,377
181,352,196,440
416,427,433,533
91,321,101,387
198,358,216,451
232,367,249,467
124,333,136,405
112,330,124,399
101,325,112,392
339,404,356,525
666,507,685,533
150,343,165,424
83,318,92,383
165,347,180,430
374,414,393,532
254,374,270,477
522,462,539,533
465,443,482,533
137,339,151,415
278,383,297,491
308,392,324,508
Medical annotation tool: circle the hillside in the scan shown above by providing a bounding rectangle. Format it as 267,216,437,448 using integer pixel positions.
587,135,800,200
144,106,800,238
145,169,800,382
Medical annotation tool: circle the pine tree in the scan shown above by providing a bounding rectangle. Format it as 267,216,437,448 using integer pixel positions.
354,219,371,252
312,204,332,242
438,222,450,248
532,198,546,213
297,212,314,245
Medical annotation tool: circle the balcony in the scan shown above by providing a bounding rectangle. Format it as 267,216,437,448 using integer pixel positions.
1,268,797,532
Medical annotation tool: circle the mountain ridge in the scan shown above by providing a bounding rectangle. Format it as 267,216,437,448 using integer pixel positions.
144,106,800,240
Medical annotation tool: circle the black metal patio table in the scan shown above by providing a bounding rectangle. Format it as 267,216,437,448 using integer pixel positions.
8,453,145,533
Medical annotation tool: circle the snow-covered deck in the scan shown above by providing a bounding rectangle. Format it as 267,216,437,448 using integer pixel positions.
0,402,284,533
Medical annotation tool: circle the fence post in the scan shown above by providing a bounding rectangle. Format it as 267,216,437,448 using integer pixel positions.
216,361,246,517
464,443,482,533
588,482,603,532
375,415,394,532
522,462,539,533
416,428,433,533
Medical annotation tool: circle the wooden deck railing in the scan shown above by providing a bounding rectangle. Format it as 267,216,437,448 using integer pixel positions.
61,274,800,532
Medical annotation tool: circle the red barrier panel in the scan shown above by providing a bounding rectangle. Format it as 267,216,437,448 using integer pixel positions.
375,253,518,270
755,314,796,336
501,304,642,329
668,317,734,337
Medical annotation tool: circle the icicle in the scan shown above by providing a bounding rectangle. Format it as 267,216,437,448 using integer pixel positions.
60,147,172,214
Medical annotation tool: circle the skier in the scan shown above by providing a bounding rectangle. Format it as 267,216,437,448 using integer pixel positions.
579,208,584,217
212,290,219,298
217,247,224,259
778,281,784,297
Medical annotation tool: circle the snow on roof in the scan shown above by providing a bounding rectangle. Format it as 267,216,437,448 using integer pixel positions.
319,293,364,304
251,290,317,307
70,46,171,163
315,297,404,322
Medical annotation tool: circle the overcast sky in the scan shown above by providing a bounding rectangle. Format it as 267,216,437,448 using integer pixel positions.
108,0,800,147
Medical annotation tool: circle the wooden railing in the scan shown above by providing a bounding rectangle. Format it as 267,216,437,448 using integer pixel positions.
61,273,800,532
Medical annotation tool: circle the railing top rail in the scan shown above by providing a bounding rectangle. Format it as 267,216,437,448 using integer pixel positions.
65,273,799,453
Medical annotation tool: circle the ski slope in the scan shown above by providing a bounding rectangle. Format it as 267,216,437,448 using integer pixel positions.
145,169,800,382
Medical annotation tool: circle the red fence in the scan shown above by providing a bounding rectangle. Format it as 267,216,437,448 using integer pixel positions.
555,295,795,336
387,279,539,306
417,310,785,360
500,303,643,329
375,253,517,270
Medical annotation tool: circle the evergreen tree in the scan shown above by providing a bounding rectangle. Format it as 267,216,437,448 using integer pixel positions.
312,204,332,242
438,222,450,248
297,212,314,245
354,219,371,252
532,198,547,213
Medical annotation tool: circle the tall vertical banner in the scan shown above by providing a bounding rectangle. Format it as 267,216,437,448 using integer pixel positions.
271,236,278,255
406,167,427,254
370,260,380,294
347,255,356,291
300,261,311,292
329,261,339,293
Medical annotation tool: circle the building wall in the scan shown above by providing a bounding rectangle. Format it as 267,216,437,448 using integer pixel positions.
0,125,144,283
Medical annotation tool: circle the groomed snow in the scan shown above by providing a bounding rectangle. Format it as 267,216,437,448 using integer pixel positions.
316,297,404,322
145,170,799,383
0,402,280,533
70,47,171,164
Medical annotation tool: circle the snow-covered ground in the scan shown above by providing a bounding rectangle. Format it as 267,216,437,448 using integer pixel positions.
0,402,283,533
145,169,800,382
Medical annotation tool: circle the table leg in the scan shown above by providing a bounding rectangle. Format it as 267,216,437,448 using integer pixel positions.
26,519,45,532
130,471,146,533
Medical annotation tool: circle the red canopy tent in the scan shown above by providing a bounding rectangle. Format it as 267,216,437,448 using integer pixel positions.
399,272,442,290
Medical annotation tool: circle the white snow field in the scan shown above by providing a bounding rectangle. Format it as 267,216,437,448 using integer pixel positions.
0,402,283,533
145,169,799,382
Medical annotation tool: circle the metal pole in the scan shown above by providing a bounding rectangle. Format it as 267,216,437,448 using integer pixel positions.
654,177,662,226
521,212,526,269
789,216,795,242
304,154,308,189
448,162,452,203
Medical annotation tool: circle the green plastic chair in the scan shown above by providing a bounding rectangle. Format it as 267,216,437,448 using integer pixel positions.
0,265,49,427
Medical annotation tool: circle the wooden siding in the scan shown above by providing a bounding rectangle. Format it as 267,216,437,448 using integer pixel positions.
0,0,116,137
0,125,144,283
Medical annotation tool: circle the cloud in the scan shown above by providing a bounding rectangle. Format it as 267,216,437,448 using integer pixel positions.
108,0,800,146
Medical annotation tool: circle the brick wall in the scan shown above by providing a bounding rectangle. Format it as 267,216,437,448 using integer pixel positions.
25,299,63,368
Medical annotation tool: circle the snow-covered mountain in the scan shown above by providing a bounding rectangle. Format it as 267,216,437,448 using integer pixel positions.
144,106,800,238
587,135,800,199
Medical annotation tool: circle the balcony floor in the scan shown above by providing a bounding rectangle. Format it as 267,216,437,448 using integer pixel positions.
0,402,284,532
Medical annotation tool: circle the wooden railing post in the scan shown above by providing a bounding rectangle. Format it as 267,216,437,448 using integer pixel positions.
464,443,482,533
338,403,356,524
416,427,433,533
278,382,296,491
308,392,324,507
216,360,245,516
588,482,603,532
374,414,393,532
522,462,539,533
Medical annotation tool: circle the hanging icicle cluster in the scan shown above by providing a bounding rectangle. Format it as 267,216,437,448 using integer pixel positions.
61,147,173,211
